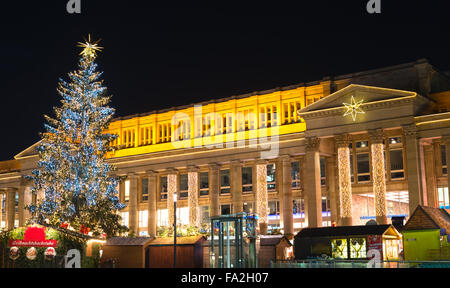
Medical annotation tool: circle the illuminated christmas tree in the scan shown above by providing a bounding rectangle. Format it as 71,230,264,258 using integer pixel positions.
27,36,127,237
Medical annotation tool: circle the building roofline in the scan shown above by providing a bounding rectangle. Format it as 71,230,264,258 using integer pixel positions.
112,59,435,122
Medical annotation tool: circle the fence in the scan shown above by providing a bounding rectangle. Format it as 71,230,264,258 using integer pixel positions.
270,259,450,268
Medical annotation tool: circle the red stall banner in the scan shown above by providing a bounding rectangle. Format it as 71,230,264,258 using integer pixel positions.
8,226,57,248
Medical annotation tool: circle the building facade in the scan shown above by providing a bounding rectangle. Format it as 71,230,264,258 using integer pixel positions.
1,59,450,238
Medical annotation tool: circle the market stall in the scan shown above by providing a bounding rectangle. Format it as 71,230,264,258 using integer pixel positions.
294,224,402,261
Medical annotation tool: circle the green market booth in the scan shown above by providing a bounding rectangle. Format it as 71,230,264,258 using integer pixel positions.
294,225,402,261
0,225,104,268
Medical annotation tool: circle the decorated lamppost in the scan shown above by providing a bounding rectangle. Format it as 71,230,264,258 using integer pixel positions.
173,192,177,268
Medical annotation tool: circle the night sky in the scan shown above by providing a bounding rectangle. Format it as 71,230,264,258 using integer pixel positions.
1,1,449,161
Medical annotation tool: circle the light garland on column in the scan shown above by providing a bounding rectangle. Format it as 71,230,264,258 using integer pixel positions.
188,172,199,227
338,147,352,218
167,174,177,226
371,143,387,218
256,164,268,225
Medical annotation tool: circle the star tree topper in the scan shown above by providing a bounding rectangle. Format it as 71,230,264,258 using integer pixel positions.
77,34,103,59
343,95,365,121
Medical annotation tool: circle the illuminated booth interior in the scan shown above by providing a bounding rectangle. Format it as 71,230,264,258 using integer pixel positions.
294,224,402,261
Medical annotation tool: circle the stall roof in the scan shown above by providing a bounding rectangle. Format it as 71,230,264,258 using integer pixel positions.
260,235,292,246
148,236,206,246
403,205,450,232
105,237,153,246
295,225,400,238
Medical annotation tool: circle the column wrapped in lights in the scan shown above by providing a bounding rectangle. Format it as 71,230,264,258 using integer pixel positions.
167,170,178,226
370,129,387,224
256,162,268,234
188,166,200,227
336,134,353,226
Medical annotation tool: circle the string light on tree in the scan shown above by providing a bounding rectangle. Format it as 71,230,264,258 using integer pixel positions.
343,95,365,121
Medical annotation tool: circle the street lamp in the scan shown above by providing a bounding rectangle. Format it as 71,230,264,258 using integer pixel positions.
173,192,177,268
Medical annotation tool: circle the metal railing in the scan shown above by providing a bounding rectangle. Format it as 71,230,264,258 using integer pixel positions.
270,259,450,268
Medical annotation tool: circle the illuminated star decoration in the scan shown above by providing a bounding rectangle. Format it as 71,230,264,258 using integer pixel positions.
77,34,103,59
343,95,365,121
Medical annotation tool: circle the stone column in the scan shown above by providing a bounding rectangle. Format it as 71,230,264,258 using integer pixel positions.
23,186,33,223
167,168,179,226
147,170,158,237
369,129,388,224
335,134,352,226
326,156,338,225
424,144,438,208
18,186,25,227
6,188,16,230
231,160,243,213
208,163,220,217
279,155,293,238
403,124,425,213
188,165,200,227
305,137,323,228
128,173,139,235
0,193,3,229
255,160,268,234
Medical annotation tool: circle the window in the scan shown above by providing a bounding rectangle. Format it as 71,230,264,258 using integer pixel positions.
293,199,305,218
174,119,191,141
200,172,209,196
122,129,135,148
350,154,354,183
160,176,168,200
442,145,448,175
203,115,212,136
350,238,367,259
268,200,280,217
139,210,148,228
390,150,404,179
179,174,188,199
176,207,189,225
121,212,129,227
331,239,348,259
221,204,231,215
356,141,368,148
320,157,326,186
220,170,231,194
291,161,301,189
237,109,256,131
199,206,210,226
283,101,302,124
158,123,172,143
242,167,253,193
259,105,278,128
124,180,130,202
322,197,330,215
267,164,276,191
140,126,153,146
243,202,254,214
141,178,148,201
438,187,449,209
356,153,370,182
157,209,168,227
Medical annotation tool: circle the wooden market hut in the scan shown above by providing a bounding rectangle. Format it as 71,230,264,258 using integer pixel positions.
147,236,206,268
402,205,450,261
294,225,402,261
101,237,153,268
258,235,293,268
